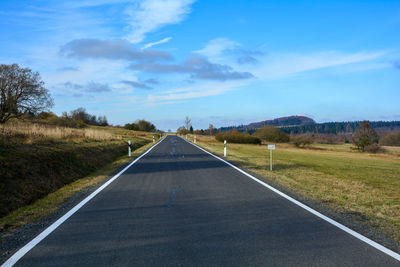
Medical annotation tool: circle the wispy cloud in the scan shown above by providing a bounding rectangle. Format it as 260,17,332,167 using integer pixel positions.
250,50,389,79
64,81,111,93
60,39,172,61
195,38,240,59
143,78,158,84
86,81,111,92
146,80,246,104
142,37,172,49
235,49,263,64
57,66,79,72
130,55,253,81
125,0,196,43
195,38,263,64
121,80,153,90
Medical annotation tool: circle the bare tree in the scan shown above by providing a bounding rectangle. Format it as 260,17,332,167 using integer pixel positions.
0,64,53,123
208,124,214,135
184,116,192,130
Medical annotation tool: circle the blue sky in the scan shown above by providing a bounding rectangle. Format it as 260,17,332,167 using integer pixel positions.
1,0,399,130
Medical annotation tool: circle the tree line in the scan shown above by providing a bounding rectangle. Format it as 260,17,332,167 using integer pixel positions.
279,121,400,135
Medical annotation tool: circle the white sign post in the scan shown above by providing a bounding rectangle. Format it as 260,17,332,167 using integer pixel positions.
153,136,155,144
268,144,275,171
194,135,196,143
128,140,132,157
224,140,227,157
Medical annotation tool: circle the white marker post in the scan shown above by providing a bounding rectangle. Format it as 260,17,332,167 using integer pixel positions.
194,135,196,143
268,144,275,171
153,136,155,144
224,140,227,157
186,134,188,140
128,140,132,157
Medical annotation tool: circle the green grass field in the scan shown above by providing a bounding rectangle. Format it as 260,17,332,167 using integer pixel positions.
193,135,400,244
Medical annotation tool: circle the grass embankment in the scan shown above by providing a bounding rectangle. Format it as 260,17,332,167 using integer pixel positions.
0,141,155,232
193,135,400,244
0,122,156,231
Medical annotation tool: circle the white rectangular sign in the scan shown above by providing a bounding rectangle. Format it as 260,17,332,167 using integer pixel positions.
268,144,276,150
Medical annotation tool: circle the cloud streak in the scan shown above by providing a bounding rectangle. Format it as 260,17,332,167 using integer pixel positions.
121,80,152,90
64,81,111,93
250,50,388,80
142,37,172,49
146,80,247,105
60,39,172,61
130,55,254,81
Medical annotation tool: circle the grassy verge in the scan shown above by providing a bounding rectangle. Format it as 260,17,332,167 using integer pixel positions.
0,140,155,232
0,121,161,224
192,135,400,244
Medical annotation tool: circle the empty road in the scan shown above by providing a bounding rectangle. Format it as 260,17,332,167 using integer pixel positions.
4,136,400,266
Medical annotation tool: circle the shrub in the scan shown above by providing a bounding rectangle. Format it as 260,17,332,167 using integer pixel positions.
291,136,313,147
76,120,86,128
46,116,78,128
352,121,379,152
37,112,57,120
124,123,139,131
380,132,400,146
124,120,155,132
64,107,108,126
215,131,261,144
364,143,384,153
254,126,290,143
176,126,189,135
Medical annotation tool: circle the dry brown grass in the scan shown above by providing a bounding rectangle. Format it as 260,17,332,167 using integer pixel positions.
0,122,120,142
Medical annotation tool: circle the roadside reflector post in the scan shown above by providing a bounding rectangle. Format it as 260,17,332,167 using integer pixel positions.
128,140,132,157
224,140,227,157
268,144,276,171
186,134,188,140
153,136,155,143
194,135,196,143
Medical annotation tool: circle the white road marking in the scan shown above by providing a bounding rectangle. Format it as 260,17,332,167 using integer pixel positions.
184,137,400,262
1,137,166,267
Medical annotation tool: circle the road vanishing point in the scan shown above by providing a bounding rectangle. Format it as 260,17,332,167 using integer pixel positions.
2,135,400,266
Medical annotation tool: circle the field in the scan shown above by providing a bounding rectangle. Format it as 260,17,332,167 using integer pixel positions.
0,121,158,230
192,135,400,244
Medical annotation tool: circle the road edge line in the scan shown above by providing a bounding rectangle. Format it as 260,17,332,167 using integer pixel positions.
1,137,166,267
183,137,400,262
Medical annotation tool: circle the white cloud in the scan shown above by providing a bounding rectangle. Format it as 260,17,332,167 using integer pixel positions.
146,80,246,103
142,37,172,49
195,38,240,59
125,0,196,43
248,50,389,80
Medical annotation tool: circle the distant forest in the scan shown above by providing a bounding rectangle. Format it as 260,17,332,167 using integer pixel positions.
279,121,400,135
221,121,400,135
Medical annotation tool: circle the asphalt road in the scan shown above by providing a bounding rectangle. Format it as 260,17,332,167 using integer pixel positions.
7,136,400,266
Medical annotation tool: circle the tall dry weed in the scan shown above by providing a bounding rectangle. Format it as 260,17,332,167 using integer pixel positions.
0,122,120,142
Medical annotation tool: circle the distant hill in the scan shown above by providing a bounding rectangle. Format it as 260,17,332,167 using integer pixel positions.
220,115,316,132
246,115,315,129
